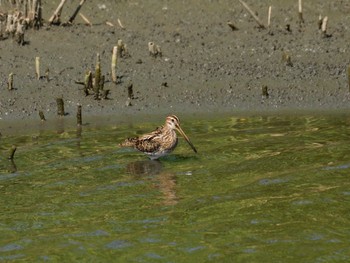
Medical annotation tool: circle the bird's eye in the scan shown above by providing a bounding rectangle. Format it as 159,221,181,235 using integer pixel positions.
171,119,175,122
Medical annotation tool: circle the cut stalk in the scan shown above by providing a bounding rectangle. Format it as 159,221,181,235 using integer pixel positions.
35,56,40,79
68,0,86,24
8,145,17,160
56,97,65,116
111,46,118,83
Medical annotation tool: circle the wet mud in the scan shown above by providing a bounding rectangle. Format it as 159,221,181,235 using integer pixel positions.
0,0,350,121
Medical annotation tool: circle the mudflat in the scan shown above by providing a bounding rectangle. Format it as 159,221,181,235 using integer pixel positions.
1,0,350,122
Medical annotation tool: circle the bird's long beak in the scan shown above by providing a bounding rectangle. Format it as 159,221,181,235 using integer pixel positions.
176,124,197,153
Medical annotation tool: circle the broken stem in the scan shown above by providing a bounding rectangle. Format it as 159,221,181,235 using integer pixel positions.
56,97,65,116
8,145,17,160
238,0,265,29
298,0,304,24
111,46,118,83
35,56,40,79
49,0,67,25
267,6,272,28
7,72,14,90
68,0,86,24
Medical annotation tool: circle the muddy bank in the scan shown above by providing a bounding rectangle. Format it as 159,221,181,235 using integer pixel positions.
0,0,350,122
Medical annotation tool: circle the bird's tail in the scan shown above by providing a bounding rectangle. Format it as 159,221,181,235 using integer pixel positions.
119,138,137,147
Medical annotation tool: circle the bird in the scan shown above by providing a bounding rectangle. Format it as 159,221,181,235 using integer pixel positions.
120,115,197,160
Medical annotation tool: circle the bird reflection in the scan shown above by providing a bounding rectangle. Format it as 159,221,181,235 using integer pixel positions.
126,160,163,176
126,160,178,205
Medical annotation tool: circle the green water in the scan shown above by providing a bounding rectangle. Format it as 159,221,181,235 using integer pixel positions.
1,115,350,262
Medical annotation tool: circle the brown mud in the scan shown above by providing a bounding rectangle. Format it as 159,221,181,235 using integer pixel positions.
0,0,350,122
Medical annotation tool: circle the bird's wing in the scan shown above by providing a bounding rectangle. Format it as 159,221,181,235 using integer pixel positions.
134,126,163,153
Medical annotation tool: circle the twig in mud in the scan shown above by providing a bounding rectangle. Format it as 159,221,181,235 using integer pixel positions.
148,42,162,57
282,52,293,67
227,21,238,31
78,13,91,26
125,82,134,106
117,39,128,58
321,16,331,38
77,104,82,126
84,70,93,96
94,53,101,99
7,72,14,90
101,89,110,100
127,83,134,99
238,0,265,29
14,19,25,45
267,6,272,28
39,110,46,121
262,85,269,98
8,145,17,160
56,97,65,116
298,0,304,25
318,15,322,30
106,21,114,27
68,0,86,24
111,45,118,83
45,68,50,82
49,0,67,25
35,56,40,80
117,18,125,29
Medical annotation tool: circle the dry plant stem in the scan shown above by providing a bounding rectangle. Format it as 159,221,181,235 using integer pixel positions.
32,0,43,29
49,0,67,25
267,6,272,27
94,53,101,98
14,20,24,45
298,0,304,24
318,15,323,30
127,83,134,99
117,39,124,57
227,21,238,31
111,46,118,83
148,42,162,57
7,72,14,90
45,68,50,82
117,18,125,29
35,56,40,79
8,145,17,160
238,0,265,29
321,16,328,36
78,13,91,26
282,52,293,67
39,110,46,121
262,85,269,98
102,90,109,100
77,104,82,126
84,70,92,96
68,0,86,24
56,97,65,116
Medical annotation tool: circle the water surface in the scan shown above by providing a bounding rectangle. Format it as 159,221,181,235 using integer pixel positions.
1,115,350,262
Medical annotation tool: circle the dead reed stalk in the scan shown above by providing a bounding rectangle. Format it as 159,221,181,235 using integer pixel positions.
238,0,265,29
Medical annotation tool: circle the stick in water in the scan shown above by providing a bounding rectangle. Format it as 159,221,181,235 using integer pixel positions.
8,145,17,160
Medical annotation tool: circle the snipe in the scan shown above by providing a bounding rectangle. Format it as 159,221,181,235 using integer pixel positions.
120,115,197,160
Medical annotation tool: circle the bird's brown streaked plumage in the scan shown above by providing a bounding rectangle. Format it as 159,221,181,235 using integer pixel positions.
120,115,197,160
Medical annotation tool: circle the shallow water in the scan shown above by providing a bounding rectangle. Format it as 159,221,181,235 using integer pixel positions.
1,115,350,262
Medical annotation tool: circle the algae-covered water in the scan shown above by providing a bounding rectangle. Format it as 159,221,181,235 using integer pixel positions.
1,115,350,262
